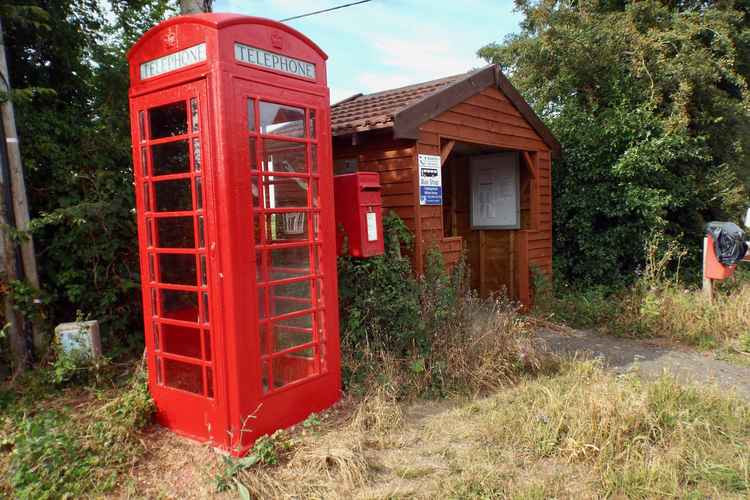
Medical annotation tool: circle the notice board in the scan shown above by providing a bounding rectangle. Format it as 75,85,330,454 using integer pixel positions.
470,152,520,229
418,154,442,205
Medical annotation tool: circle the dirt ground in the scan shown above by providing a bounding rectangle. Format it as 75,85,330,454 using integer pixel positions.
536,326,750,400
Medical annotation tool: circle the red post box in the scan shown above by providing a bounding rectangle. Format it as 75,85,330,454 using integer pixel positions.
127,13,341,456
334,172,385,257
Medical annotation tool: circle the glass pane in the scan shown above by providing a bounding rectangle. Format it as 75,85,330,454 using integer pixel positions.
311,144,318,174
198,216,206,248
139,111,146,141
140,147,148,176
251,176,261,208
264,212,308,242
149,101,187,139
268,246,311,281
201,291,209,323
190,98,199,132
161,289,198,322
163,358,203,395
154,179,193,212
159,253,197,285
146,218,153,247
253,213,263,245
256,250,265,281
258,287,267,320
162,323,202,359
195,177,203,210
248,98,256,131
150,288,158,315
262,139,306,173
143,184,151,211
311,179,319,207
260,101,304,137
200,255,207,286
148,254,155,282
270,280,312,316
204,330,212,361
262,358,270,393
272,319,313,352
260,324,270,354
153,320,160,350
152,140,189,176
156,216,195,248
249,138,257,171
269,352,315,389
262,176,308,209
192,139,201,172
206,368,214,398
308,109,316,138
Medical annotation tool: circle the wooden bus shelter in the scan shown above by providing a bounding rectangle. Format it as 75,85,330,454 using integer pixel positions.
331,65,560,306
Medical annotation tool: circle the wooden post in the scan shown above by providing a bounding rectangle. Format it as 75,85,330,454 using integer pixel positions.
0,19,43,356
702,236,713,302
479,229,486,296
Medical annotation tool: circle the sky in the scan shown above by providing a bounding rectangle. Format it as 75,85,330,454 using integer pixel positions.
213,0,523,103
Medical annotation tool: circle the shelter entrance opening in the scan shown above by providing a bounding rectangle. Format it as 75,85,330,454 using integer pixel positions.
442,141,538,299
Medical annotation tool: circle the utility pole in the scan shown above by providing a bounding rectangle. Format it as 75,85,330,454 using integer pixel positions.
180,0,212,14
0,18,43,358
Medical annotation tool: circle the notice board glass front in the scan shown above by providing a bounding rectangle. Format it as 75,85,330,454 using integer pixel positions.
470,152,520,229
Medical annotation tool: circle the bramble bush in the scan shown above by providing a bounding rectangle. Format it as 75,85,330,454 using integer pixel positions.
338,213,545,397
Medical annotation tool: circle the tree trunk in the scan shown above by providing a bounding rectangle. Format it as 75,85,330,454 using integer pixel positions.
180,0,212,14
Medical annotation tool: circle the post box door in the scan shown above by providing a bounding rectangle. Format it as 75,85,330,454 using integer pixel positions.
130,80,222,441
234,82,336,402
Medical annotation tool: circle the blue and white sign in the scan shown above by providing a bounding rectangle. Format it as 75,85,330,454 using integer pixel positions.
418,154,442,205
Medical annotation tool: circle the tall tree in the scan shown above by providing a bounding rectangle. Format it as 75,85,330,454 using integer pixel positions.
0,0,174,369
480,0,750,285
180,0,211,14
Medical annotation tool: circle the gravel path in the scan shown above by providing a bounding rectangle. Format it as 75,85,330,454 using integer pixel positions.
536,327,750,401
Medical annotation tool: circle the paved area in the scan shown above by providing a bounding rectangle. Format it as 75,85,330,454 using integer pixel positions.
536,327,750,401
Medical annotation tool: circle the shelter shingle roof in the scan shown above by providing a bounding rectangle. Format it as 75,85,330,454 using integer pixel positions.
330,73,464,136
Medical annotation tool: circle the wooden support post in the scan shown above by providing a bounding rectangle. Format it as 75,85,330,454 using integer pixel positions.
440,139,455,165
702,236,713,303
0,19,43,355
479,229,486,297
703,276,714,302
509,231,515,299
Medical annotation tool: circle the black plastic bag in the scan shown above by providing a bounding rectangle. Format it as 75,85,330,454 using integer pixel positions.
705,222,748,266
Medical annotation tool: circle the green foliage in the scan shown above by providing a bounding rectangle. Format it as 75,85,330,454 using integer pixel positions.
2,366,154,498
337,212,424,357
215,430,293,494
480,0,750,286
4,0,175,355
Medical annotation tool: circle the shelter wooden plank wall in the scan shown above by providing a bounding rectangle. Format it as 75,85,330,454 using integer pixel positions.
332,134,418,235
416,86,553,300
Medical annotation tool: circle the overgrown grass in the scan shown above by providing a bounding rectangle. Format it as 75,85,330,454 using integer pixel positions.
535,235,750,352
216,360,750,498
0,363,154,498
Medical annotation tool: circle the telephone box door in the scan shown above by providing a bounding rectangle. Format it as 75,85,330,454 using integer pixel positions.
233,80,340,433
130,80,224,443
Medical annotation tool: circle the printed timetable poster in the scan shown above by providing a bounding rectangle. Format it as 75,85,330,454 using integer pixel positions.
418,154,442,205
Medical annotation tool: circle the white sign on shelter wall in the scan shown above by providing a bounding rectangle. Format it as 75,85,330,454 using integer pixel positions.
470,152,520,229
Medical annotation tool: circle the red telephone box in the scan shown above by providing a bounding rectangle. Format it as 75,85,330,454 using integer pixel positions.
127,13,341,455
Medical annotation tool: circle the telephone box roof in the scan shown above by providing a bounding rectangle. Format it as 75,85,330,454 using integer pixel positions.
127,12,328,61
